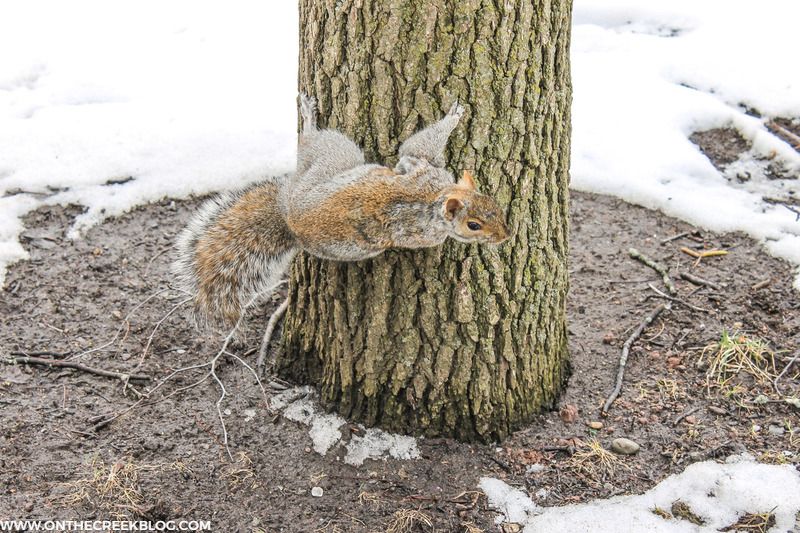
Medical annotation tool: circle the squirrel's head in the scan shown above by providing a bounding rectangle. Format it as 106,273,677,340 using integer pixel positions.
440,171,511,245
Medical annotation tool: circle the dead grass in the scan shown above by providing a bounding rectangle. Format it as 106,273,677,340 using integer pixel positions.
699,331,779,396
222,451,259,490
651,506,672,520
671,500,705,525
719,511,776,532
359,490,387,509
460,521,484,533
53,455,146,519
656,378,685,400
756,450,792,465
385,509,434,533
567,438,626,479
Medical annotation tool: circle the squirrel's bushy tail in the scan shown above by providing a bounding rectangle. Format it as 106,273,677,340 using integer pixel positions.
172,176,296,328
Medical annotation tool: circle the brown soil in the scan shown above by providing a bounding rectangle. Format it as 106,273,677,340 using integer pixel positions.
1,184,799,531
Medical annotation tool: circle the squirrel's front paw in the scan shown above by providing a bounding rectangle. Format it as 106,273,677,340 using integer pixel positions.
447,101,465,120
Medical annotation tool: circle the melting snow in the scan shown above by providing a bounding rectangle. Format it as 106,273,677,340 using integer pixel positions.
480,454,800,532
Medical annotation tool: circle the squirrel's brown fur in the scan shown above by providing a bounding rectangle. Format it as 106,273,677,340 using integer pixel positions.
173,95,510,328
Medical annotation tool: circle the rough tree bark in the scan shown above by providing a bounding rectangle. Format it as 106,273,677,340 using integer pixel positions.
276,0,572,442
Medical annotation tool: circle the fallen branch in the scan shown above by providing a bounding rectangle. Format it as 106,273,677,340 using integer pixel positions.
89,286,280,462
137,296,192,365
602,302,671,415
673,406,700,426
10,350,72,359
647,283,710,313
774,350,800,397
679,272,721,291
5,355,150,382
628,248,676,295
766,120,800,150
256,297,289,375
660,231,690,245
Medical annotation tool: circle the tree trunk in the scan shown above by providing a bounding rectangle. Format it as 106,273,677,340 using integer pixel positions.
276,0,572,442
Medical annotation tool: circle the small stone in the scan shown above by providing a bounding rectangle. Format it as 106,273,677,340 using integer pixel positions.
708,406,727,415
683,415,697,425
311,486,324,497
587,421,603,430
501,523,522,533
24,501,33,513
526,464,546,474
767,425,785,436
559,404,578,424
602,333,615,345
667,357,683,369
637,417,649,425
610,437,640,455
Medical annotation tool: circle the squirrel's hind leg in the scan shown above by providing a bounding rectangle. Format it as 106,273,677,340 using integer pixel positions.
397,101,464,168
296,93,365,178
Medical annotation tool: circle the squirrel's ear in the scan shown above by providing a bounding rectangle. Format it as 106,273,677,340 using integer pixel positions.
458,170,476,191
444,196,464,220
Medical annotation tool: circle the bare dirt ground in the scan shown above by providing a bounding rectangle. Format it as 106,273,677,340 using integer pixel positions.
1,133,799,532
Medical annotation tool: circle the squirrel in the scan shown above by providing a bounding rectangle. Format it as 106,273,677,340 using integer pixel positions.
173,94,510,328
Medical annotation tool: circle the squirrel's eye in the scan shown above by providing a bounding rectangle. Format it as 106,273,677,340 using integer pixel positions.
467,221,482,231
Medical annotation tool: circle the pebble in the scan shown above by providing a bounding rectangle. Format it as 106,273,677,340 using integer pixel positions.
526,464,546,474
708,406,727,415
311,486,324,497
611,437,640,455
587,421,603,430
768,425,785,436
684,415,698,425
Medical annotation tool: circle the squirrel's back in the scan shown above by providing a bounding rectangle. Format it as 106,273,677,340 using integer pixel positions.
173,176,296,327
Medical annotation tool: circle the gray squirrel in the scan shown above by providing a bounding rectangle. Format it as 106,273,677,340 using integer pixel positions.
173,95,510,327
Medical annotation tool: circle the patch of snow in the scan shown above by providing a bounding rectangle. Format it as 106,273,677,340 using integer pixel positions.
0,0,297,285
2,1,800,289
344,428,420,467
480,454,800,532
270,387,419,465
571,0,800,288
478,478,540,525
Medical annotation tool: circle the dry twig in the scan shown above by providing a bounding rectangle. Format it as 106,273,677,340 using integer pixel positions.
679,271,721,291
5,355,150,382
602,302,671,414
256,297,289,375
774,350,800,396
647,283,709,313
628,248,676,295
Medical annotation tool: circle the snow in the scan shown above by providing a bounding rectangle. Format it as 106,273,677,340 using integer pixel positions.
344,428,420,467
1,1,799,285
481,454,800,532
0,0,297,284
270,387,420,466
571,0,800,287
